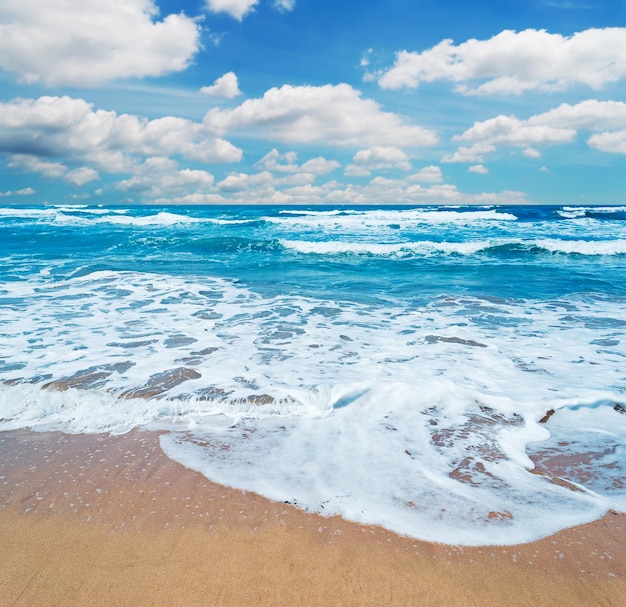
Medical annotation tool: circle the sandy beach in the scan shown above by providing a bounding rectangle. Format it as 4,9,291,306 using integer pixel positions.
0,428,623,607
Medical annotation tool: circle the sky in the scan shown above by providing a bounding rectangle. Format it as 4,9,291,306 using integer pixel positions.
1,0,625,206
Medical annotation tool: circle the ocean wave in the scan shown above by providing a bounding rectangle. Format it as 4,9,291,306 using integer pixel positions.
279,209,349,216
280,238,626,257
558,206,626,219
535,239,626,255
0,207,60,219
279,239,489,256
0,207,262,228
1,265,625,545
269,208,518,229
0,206,129,219
96,211,201,226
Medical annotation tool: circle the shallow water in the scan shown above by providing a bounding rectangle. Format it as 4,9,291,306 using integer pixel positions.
1,203,625,544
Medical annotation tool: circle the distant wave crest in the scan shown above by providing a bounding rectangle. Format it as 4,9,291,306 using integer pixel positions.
281,238,626,257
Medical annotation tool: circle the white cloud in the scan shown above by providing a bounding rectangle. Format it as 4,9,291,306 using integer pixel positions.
448,99,626,160
205,0,259,20
204,83,438,147
256,149,298,171
217,171,274,192
178,167,527,206
201,72,242,99
65,167,99,186
523,147,541,158
0,187,35,197
117,157,215,196
378,28,626,95
7,155,67,178
343,166,371,177
299,157,341,175
255,149,340,174
588,130,626,154
441,143,495,163
274,172,320,187
456,115,576,146
273,0,296,11
0,96,242,179
0,0,201,87
310,179,525,206
529,100,626,130
345,146,411,176
360,49,374,67
411,165,443,183
468,164,488,174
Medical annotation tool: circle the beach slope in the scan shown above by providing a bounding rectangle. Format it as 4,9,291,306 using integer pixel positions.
1,429,623,607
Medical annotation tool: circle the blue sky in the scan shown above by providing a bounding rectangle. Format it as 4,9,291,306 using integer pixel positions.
1,0,625,205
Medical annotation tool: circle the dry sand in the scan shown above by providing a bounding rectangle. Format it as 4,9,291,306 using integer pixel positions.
0,428,624,607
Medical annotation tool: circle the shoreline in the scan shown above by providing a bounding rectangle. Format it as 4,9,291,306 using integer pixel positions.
1,428,624,606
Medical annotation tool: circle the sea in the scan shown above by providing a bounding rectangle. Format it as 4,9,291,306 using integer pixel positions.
0,203,625,545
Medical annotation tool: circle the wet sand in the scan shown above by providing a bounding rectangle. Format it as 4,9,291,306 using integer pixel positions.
0,429,624,606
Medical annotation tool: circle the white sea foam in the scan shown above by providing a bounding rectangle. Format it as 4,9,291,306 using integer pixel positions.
536,238,626,255
0,208,254,228
160,396,616,545
268,208,518,231
280,239,491,256
559,205,626,218
280,237,626,256
49,205,128,215
96,211,201,226
1,269,625,544
0,207,61,219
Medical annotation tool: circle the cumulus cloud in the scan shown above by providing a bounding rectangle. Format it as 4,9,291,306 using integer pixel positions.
204,0,294,19
0,187,35,197
523,147,541,158
273,0,296,11
255,149,340,175
456,115,576,146
345,146,411,176
117,157,215,196
205,0,259,20
378,28,626,95
468,164,488,174
200,72,242,99
170,162,524,206
217,171,274,192
0,0,201,87
411,165,443,183
444,99,626,161
441,143,495,164
204,83,438,147
282,178,525,206
0,96,242,180
451,99,626,159
7,155,68,178
64,167,99,186
530,99,626,130
360,49,374,68
588,130,626,154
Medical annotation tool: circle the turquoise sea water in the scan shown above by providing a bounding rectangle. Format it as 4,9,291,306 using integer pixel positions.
1,204,625,544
